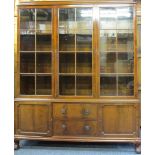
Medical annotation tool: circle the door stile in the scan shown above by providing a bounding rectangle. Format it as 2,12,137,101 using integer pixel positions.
93,6,100,98
53,8,59,98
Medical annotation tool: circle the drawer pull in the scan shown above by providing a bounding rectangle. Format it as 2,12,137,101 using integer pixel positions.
84,125,91,131
61,108,67,115
61,124,67,129
82,109,90,116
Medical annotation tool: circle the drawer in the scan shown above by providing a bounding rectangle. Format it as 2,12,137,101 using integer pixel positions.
53,120,97,136
53,103,97,120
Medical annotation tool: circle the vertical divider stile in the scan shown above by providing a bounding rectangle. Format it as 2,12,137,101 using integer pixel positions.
51,8,54,97
75,8,77,96
50,8,53,97
53,7,58,98
133,4,138,97
93,6,100,98
116,7,118,96
35,9,37,95
17,8,20,96
91,6,93,97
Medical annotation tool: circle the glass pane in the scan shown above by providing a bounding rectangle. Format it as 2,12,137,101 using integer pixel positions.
20,35,35,51
76,76,92,96
20,75,35,95
59,34,75,51
117,30,133,52
20,9,35,51
76,8,93,30
100,76,117,96
100,7,117,29
36,35,51,51
100,52,116,73
76,34,92,51
76,53,92,73
117,7,133,29
100,30,116,52
118,53,134,73
59,53,75,73
36,53,51,73
36,9,51,34
20,9,35,34
59,76,75,95
20,53,35,73
76,29,92,35
36,76,51,95
36,9,52,51
118,76,134,96
59,8,75,33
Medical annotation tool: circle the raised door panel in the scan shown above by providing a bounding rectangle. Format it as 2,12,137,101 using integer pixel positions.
53,103,97,120
99,104,137,137
15,102,52,136
53,120,97,136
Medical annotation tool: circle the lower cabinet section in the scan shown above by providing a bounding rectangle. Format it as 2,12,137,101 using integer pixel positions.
15,102,52,136
53,120,97,136
15,101,140,140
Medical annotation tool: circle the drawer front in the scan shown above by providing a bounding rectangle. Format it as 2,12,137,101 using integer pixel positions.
53,103,97,120
53,120,97,136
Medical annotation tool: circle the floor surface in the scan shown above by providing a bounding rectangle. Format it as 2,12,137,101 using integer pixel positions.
15,140,140,155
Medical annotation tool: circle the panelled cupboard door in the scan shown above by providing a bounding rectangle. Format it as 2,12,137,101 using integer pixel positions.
99,104,138,137
15,102,52,136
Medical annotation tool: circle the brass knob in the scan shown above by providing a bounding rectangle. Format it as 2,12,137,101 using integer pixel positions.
61,108,67,115
82,109,90,116
61,124,67,129
84,125,91,131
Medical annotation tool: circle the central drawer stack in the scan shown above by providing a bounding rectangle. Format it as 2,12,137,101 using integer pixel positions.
53,103,98,136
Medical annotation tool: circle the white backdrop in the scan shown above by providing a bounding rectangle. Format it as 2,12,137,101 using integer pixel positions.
0,0,155,155
0,0,14,154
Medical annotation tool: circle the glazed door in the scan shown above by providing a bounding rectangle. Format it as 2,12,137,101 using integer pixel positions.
99,6,135,96
19,8,53,96
58,7,94,97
